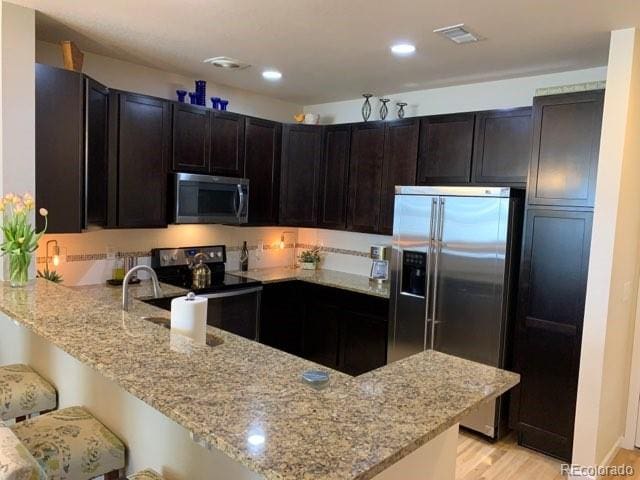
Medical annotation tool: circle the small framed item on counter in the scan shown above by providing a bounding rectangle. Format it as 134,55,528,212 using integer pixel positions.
370,260,389,282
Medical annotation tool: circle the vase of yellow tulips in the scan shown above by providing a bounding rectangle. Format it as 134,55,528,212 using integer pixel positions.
0,193,48,287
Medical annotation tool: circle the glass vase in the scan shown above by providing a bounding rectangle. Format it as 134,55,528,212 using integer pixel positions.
8,252,30,288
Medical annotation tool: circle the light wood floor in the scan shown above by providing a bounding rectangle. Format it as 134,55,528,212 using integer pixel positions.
456,430,640,480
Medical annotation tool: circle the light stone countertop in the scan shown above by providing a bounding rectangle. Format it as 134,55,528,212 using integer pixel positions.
229,267,391,299
0,279,518,480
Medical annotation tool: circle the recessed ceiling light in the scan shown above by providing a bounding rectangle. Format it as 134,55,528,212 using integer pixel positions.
390,43,416,56
203,56,251,70
262,69,282,81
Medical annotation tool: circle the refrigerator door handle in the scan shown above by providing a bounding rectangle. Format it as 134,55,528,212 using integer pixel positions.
424,197,437,350
430,197,445,350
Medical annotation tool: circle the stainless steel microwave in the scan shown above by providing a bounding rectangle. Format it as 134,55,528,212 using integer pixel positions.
173,172,249,224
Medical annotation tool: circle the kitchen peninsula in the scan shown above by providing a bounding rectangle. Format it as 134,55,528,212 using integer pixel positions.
0,279,518,479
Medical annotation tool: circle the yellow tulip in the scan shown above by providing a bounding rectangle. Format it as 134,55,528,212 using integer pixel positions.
39,208,48,217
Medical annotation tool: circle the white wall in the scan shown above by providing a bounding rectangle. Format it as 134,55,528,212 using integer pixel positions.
36,40,301,123
304,67,607,124
573,28,640,469
1,2,36,279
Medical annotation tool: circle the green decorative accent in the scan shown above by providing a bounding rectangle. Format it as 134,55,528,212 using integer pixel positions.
36,268,63,284
0,193,48,288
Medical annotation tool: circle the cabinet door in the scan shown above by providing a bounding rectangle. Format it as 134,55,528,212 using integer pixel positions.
473,107,532,185
347,122,386,233
35,64,84,233
511,208,592,461
379,119,419,234
85,77,110,228
244,117,282,225
171,103,211,173
211,111,245,177
417,113,475,184
528,91,604,207
318,125,351,230
303,299,341,369
279,124,323,227
114,93,170,228
259,282,304,356
340,314,388,376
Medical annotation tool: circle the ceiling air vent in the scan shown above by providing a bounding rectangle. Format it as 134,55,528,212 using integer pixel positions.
433,24,482,44
203,56,251,70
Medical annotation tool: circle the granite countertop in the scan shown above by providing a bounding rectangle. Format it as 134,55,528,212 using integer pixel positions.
230,267,391,299
0,279,518,480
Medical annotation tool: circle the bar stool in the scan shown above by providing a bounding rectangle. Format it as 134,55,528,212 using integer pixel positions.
0,364,57,422
0,420,46,479
128,469,165,479
10,406,125,480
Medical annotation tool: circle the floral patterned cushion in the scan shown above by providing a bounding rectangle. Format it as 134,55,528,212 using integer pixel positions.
128,469,164,480
10,406,125,480
0,365,57,421
0,421,46,480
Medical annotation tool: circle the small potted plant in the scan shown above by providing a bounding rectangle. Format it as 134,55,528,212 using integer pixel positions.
299,247,321,270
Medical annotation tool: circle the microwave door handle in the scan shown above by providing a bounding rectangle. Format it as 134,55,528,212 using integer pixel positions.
236,184,245,219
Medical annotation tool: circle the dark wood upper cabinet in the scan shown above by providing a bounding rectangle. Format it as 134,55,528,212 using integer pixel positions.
528,91,604,207
279,124,323,227
110,92,170,228
244,117,282,225
347,122,386,233
472,107,532,185
417,113,475,185
171,103,211,173
211,111,245,177
379,119,420,234
84,77,110,228
510,207,593,461
318,125,351,230
36,64,109,233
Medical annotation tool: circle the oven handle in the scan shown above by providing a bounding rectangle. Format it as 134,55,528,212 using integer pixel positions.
199,286,262,300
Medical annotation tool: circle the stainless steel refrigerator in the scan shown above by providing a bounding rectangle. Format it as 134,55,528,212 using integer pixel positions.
388,186,523,439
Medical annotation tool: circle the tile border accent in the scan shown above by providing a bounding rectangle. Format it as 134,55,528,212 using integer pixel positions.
36,242,372,264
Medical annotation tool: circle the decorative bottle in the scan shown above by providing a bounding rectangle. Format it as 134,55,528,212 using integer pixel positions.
240,241,249,272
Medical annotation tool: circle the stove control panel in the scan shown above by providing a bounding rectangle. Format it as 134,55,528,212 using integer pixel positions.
153,245,226,267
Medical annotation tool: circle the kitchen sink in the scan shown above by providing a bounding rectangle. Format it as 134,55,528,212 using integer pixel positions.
140,315,223,347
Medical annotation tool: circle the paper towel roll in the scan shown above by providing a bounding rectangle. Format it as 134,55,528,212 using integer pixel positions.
171,293,208,345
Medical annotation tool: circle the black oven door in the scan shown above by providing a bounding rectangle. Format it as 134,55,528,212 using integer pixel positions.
174,173,249,224
202,287,262,340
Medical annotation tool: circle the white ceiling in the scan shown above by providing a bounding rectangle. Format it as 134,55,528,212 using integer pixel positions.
13,0,640,105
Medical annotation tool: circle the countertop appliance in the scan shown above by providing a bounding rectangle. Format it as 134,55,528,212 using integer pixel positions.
149,245,262,340
388,186,524,439
173,172,249,224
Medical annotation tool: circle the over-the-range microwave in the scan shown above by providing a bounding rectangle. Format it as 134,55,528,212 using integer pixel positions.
173,172,249,224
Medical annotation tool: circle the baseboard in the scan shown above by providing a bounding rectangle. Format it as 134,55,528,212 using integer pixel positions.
566,436,623,480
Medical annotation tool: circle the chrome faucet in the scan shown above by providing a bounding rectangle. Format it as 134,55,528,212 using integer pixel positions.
122,265,162,311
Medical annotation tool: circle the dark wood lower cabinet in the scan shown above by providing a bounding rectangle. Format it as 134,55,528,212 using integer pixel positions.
260,282,389,375
510,207,593,461
259,282,305,356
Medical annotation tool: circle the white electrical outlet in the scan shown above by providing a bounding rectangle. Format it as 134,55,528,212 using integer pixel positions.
106,246,116,261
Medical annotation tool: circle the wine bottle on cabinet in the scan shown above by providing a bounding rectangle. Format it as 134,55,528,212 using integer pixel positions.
240,241,249,272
